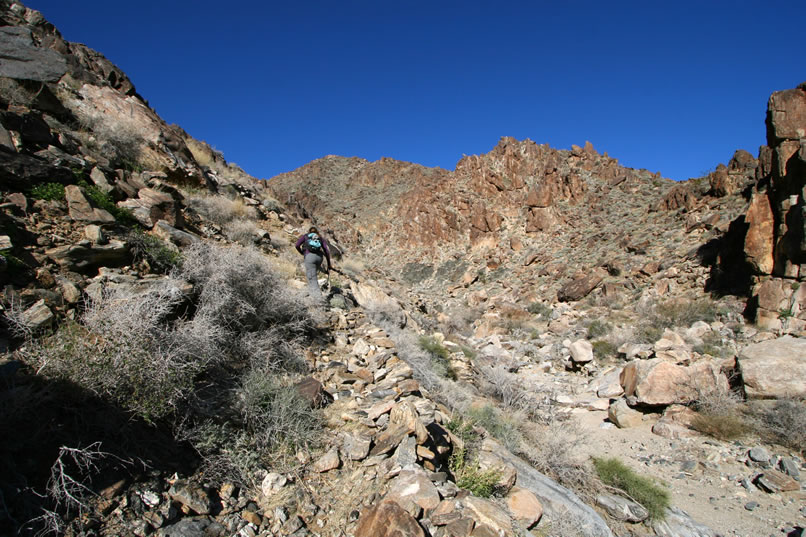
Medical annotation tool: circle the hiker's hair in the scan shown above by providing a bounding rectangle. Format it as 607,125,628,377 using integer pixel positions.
309,226,319,234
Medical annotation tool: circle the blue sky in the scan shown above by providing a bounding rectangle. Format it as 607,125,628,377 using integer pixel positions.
25,1,805,181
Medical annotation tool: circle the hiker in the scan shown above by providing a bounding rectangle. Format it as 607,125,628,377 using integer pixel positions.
295,226,332,304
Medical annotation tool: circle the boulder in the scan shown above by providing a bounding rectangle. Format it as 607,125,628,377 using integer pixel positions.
569,339,594,364
152,220,199,247
595,493,648,522
46,241,129,272
312,447,340,473
608,399,643,429
354,499,425,537
652,404,699,439
350,281,406,328
463,496,513,536
0,27,67,82
620,358,728,406
743,191,775,275
737,336,806,399
506,487,543,529
384,468,441,514
65,185,115,223
21,299,54,332
767,86,806,143
558,269,605,302
118,187,182,228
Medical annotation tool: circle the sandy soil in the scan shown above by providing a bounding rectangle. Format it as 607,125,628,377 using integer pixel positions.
573,410,805,537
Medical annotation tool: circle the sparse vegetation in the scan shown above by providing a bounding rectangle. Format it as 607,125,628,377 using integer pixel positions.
592,339,618,358
593,457,670,520
127,229,183,273
586,319,612,338
418,335,457,380
527,301,552,318
755,398,806,455
30,182,66,201
77,180,137,225
449,446,501,498
187,192,258,226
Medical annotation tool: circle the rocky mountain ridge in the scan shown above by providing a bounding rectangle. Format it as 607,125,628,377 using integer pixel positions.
0,2,805,537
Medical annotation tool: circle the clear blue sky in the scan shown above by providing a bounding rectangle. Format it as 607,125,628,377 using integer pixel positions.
25,1,805,181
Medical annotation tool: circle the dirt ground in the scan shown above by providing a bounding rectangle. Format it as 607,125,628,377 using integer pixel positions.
573,410,806,537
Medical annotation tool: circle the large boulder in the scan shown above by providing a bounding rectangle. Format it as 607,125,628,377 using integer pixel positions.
558,269,606,302
737,336,806,399
0,27,67,82
766,85,806,144
46,240,130,272
620,358,728,406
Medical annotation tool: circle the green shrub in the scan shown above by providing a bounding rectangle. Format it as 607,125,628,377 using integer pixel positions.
592,340,618,358
418,335,457,380
77,180,137,225
586,319,612,339
527,301,552,318
593,457,670,520
465,404,522,452
449,447,501,498
30,182,65,201
127,229,183,273
690,412,751,441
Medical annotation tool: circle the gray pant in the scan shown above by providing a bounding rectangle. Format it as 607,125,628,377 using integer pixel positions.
303,252,325,303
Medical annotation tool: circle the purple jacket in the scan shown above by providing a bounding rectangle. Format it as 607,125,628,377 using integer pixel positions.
295,233,331,266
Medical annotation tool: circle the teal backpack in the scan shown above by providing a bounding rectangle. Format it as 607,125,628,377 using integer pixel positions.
306,233,323,253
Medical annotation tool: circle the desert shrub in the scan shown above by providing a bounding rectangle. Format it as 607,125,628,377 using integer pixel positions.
592,340,618,358
527,301,552,319
692,331,727,357
479,365,535,413
635,324,665,345
19,243,315,422
127,229,183,273
30,182,65,201
187,193,258,226
519,419,593,494
465,404,522,452
77,180,137,225
756,399,806,454
593,457,669,520
449,447,501,498
189,372,321,487
418,335,457,380
586,319,612,339
460,344,477,360
224,219,261,246
689,386,751,441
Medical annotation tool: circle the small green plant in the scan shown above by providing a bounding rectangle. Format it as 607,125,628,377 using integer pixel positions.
449,447,501,498
593,457,670,520
29,182,66,201
586,319,612,339
460,345,477,360
527,301,552,318
127,229,183,273
591,340,618,358
778,306,794,320
418,335,457,380
77,180,137,225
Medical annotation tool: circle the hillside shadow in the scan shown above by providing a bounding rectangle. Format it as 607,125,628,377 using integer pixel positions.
0,361,199,536
698,215,755,303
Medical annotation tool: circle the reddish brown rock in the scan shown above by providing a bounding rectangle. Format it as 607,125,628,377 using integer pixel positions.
744,191,775,275
557,269,605,302
354,499,425,537
767,86,806,143
655,184,696,211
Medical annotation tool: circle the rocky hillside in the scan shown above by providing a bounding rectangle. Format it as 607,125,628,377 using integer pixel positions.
1,2,805,537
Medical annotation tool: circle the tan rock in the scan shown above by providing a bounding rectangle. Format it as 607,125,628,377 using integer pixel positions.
463,496,513,536
354,499,425,537
620,358,728,405
506,487,543,529
738,336,806,399
312,447,340,473
608,399,643,428
385,469,441,513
